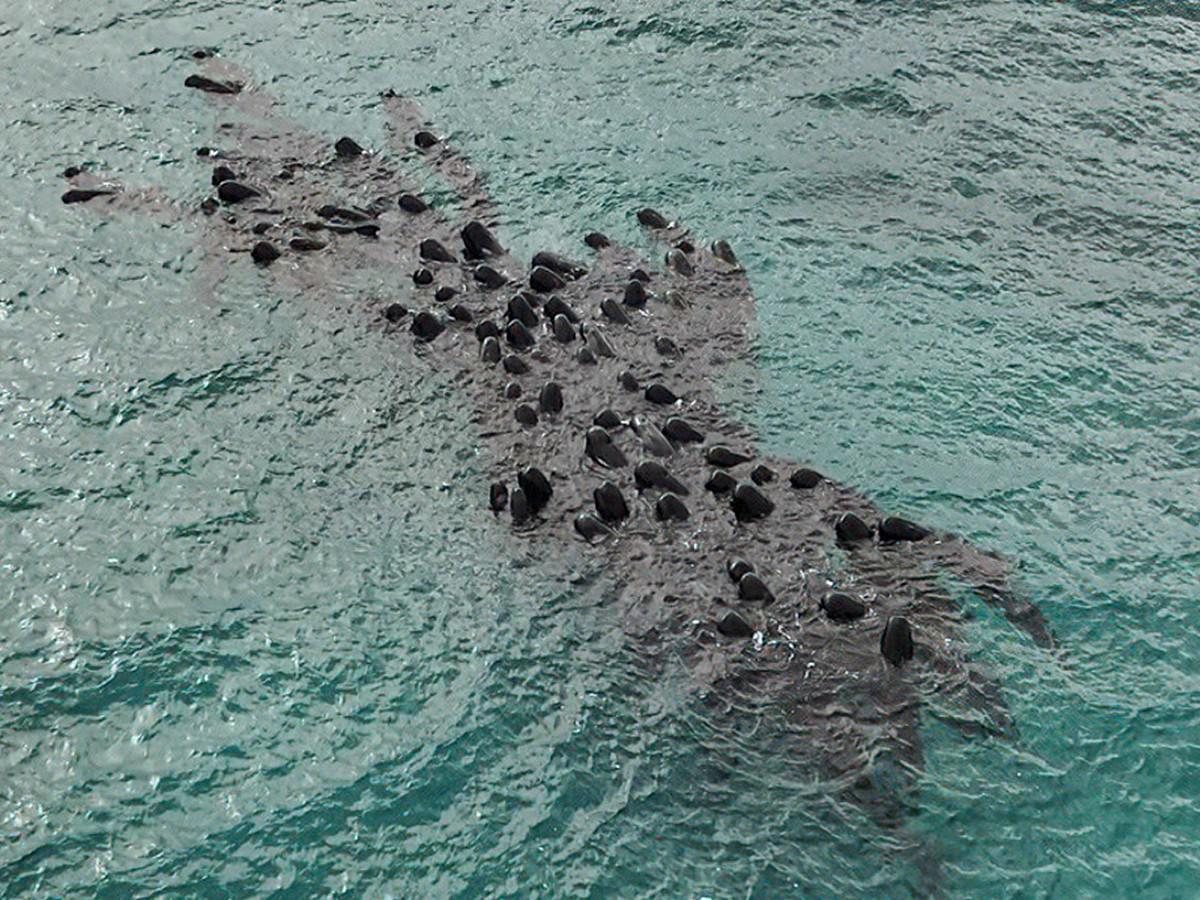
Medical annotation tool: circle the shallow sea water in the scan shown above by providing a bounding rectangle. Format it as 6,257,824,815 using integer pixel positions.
2,0,1199,896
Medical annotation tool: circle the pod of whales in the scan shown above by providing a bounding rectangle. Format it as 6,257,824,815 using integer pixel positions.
62,57,1058,870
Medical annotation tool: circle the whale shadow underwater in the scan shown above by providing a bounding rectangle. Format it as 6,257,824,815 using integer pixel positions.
63,52,1058,890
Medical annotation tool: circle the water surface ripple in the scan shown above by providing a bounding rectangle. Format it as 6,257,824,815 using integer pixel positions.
2,1,1198,895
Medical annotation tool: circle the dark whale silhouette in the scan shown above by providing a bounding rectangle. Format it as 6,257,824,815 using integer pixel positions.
62,53,1056,881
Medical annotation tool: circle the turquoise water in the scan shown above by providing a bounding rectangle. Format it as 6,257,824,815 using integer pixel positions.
3,0,1199,895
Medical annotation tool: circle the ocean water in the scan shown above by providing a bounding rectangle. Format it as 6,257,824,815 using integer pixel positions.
2,0,1198,895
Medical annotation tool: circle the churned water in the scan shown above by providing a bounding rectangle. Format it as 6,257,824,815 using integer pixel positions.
2,0,1198,896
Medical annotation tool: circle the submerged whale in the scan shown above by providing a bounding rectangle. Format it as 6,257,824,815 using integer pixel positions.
63,53,1056,875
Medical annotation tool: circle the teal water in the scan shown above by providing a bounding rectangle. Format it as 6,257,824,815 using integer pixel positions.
3,0,1199,895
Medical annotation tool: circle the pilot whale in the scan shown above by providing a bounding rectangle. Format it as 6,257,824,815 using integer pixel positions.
62,53,1056,879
